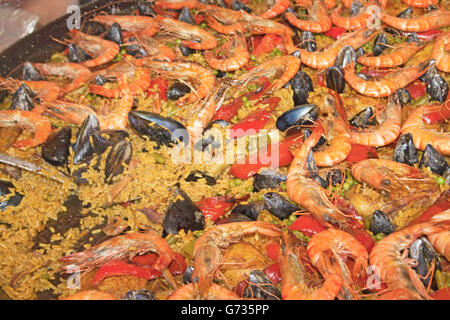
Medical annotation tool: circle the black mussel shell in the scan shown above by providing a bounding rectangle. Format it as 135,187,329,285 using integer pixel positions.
303,128,326,148
124,289,156,300
67,44,93,63
305,150,329,188
290,70,313,105
349,107,377,128
419,64,438,84
407,32,420,44
300,31,316,52
276,104,319,131
216,212,253,225
426,74,449,103
231,201,265,221
418,144,448,176
71,157,94,184
183,266,195,284
335,46,356,69
397,7,412,18
104,140,132,184
10,84,35,111
427,4,439,11
290,50,301,59
162,189,205,236
327,169,343,187
372,33,389,57
0,180,23,211
204,119,230,132
41,127,72,166
178,7,196,25
104,22,123,45
179,45,195,57
232,0,252,12
22,62,41,81
409,238,440,288
92,130,130,155
326,66,345,93
215,70,227,78
137,0,156,16
350,1,363,16
370,210,395,235
357,73,370,81
253,171,286,192
94,75,108,86
392,88,411,107
264,192,299,220
127,44,148,57
185,170,216,186
128,110,189,146
167,82,191,101
355,47,365,59
393,133,418,166
73,114,100,165
242,270,282,300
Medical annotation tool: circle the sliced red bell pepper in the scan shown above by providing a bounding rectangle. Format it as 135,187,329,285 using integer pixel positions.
416,29,442,41
423,101,450,124
197,196,235,222
288,215,327,237
431,288,450,300
323,26,346,39
229,97,280,139
147,78,168,101
407,81,426,100
411,190,450,224
131,253,159,266
264,263,281,284
346,143,378,164
167,252,187,275
93,260,162,286
265,242,281,262
252,34,284,56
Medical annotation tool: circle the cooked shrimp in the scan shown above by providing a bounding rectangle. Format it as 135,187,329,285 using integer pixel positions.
154,0,203,10
357,41,424,68
155,16,217,50
232,55,301,93
329,4,372,30
59,230,179,274
44,100,97,125
132,36,176,62
313,91,351,167
284,0,332,33
280,233,344,300
0,77,61,104
343,60,430,97
91,15,159,37
0,110,51,149
307,228,369,300
192,221,282,297
369,221,449,300
32,62,92,93
300,28,376,69
204,32,249,72
401,104,450,155
60,290,117,300
259,0,290,19
139,60,215,105
381,8,450,32
70,29,120,68
428,211,450,261
168,283,240,300
351,98,401,147
287,124,349,228
431,31,450,73
402,0,438,8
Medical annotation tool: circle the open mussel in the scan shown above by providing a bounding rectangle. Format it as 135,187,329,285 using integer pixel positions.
370,210,395,235
0,180,23,211
73,114,100,165
92,130,130,155
67,44,93,63
166,82,191,101
418,144,448,176
276,104,319,131
290,70,313,106
162,189,205,236
349,107,377,128
392,88,411,107
393,133,418,166
326,66,345,93
426,73,449,103
10,84,35,111
372,33,389,56
104,139,132,184
22,62,41,81
242,270,281,300
128,110,189,146
264,192,299,220
104,22,123,45
41,127,72,167
253,171,286,192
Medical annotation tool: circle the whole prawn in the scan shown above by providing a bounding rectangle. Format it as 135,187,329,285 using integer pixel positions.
284,0,332,33
259,0,290,19
381,8,450,32
431,31,450,73
329,4,372,31
168,283,240,300
357,41,424,68
427,210,450,261
32,62,92,93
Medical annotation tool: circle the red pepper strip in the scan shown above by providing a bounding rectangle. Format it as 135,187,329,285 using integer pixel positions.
411,190,450,224
265,242,281,262
317,73,326,87
229,132,304,179
346,143,379,164
248,35,264,52
264,263,281,284
93,260,162,286
407,81,427,100
423,101,450,124
252,34,284,56
131,253,159,267
167,252,187,275
148,78,168,101
288,215,327,237
197,196,236,222
229,97,280,138
323,26,346,39
416,29,442,41
431,288,450,300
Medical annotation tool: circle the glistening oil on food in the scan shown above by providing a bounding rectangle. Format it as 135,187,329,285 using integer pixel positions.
0,0,449,300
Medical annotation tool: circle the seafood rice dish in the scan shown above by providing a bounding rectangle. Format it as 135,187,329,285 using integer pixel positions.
0,0,449,300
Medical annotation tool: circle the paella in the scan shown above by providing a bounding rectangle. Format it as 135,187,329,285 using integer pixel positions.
0,0,449,300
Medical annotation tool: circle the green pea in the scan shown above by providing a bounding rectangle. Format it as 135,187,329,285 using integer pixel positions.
412,95,427,106
343,182,351,191
229,178,243,187
280,182,287,191
244,101,251,108
375,233,386,241
200,22,207,29
436,176,445,185
346,176,355,185
247,185,254,193
242,96,249,103
250,55,257,61
175,38,182,46
289,214,297,222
